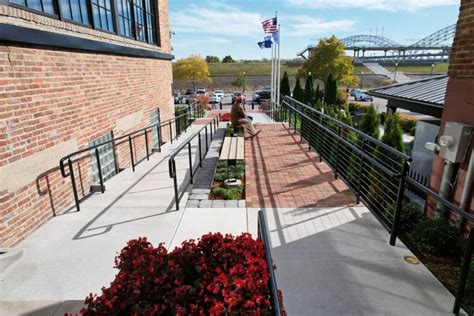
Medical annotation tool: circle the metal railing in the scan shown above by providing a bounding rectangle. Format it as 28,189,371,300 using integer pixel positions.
258,210,282,316
277,96,474,314
59,103,205,212
168,116,219,210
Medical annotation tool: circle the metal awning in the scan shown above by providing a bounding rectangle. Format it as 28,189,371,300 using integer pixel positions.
367,75,448,118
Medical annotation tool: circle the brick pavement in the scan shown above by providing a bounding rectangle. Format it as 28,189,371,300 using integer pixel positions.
245,124,356,208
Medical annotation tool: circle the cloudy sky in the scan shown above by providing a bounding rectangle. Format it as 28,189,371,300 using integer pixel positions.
169,0,460,60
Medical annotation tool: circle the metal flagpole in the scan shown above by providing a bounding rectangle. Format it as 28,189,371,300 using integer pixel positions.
276,25,281,106
272,11,278,104
270,38,275,103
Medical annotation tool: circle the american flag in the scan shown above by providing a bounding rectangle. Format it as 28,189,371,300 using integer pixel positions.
261,17,277,33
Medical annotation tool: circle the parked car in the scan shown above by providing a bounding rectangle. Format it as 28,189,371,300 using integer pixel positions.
196,88,207,96
254,90,271,104
231,92,246,104
185,88,194,95
173,91,182,104
213,90,224,98
185,94,197,105
210,92,223,105
354,90,373,102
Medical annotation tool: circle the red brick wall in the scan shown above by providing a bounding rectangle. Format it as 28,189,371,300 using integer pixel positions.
429,0,474,224
0,1,173,246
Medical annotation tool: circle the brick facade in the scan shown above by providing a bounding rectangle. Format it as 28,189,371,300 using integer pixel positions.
0,0,174,246
429,0,474,223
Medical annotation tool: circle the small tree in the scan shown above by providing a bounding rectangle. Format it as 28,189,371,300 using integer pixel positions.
205,55,220,63
381,112,404,153
222,55,235,63
359,105,380,139
231,72,246,93
173,55,211,89
324,74,337,106
280,71,291,100
292,78,304,102
304,74,315,105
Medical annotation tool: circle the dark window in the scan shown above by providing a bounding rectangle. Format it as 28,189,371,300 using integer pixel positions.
8,0,159,45
10,0,56,15
91,0,115,32
132,0,145,41
144,0,155,44
117,0,133,37
60,0,90,25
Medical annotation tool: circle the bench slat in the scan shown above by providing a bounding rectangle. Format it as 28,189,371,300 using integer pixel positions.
219,137,244,160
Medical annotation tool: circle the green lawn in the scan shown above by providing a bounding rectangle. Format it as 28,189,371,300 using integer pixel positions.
385,62,449,74
207,61,370,77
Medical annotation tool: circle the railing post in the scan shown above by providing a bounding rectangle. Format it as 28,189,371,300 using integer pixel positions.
128,135,135,172
335,125,341,179
389,161,409,246
172,159,180,210
68,158,80,212
357,138,367,204
454,229,474,315
157,124,162,153
205,126,208,150
169,121,173,144
95,148,105,193
198,133,202,167
144,130,150,161
188,142,193,184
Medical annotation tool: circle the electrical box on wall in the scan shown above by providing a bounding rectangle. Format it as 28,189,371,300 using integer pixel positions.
439,122,473,163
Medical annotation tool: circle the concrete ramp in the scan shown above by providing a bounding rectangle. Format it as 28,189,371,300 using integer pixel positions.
364,62,412,84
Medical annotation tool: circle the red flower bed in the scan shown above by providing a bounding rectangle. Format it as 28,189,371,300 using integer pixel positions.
80,233,285,315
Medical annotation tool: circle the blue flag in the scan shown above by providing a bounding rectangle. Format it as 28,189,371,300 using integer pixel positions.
258,36,273,49
272,30,279,44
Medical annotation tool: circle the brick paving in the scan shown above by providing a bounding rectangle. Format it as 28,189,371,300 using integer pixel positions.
245,123,356,208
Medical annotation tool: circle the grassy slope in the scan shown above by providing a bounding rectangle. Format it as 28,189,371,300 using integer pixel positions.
206,61,448,77
208,62,370,77
384,62,449,74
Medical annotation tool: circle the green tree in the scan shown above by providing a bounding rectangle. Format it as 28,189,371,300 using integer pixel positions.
280,71,291,100
205,55,220,63
231,72,246,93
298,35,358,86
359,105,380,139
173,55,211,89
381,112,404,152
222,55,235,63
304,73,315,105
292,78,304,102
324,74,338,106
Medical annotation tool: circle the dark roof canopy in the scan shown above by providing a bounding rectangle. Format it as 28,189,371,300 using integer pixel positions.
367,75,448,118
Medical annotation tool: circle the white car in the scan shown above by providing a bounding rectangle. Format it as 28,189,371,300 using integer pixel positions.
210,92,223,104
196,88,207,96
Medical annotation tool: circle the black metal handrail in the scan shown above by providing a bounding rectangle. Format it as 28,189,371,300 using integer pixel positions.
59,102,205,212
279,96,474,315
168,116,219,210
257,210,282,316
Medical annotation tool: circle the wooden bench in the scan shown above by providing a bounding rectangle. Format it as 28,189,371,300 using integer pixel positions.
219,137,244,161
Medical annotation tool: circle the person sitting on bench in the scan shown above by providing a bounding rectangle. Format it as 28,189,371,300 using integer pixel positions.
230,97,260,138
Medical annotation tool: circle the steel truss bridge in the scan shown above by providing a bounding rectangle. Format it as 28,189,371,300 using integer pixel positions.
298,24,455,63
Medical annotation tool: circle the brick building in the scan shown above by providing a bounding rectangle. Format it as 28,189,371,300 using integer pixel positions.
430,0,474,221
0,0,174,246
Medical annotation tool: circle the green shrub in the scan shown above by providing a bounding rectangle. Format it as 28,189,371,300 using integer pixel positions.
398,114,418,133
348,102,365,112
412,219,461,257
410,126,416,136
214,161,245,181
467,260,474,290
211,187,243,200
386,202,423,233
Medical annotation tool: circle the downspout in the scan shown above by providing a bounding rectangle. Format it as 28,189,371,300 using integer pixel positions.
456,149,474,229
436,160,456,218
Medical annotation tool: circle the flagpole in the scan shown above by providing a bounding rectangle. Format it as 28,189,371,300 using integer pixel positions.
272,11,278,104
276,25,281,106
270,37,275,104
